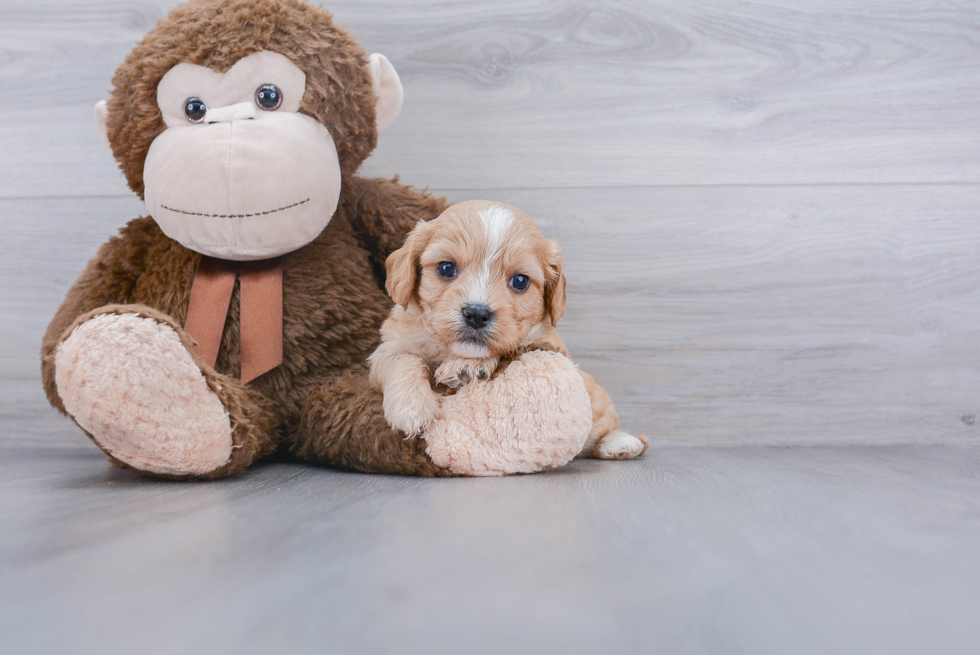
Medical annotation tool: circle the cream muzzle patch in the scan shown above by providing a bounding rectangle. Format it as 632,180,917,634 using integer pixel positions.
143,51,341,260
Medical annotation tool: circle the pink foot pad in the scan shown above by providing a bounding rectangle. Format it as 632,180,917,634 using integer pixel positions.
425,350,593,476
55,313,233,476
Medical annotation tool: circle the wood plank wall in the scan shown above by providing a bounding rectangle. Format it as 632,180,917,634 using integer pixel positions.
2,0,979,446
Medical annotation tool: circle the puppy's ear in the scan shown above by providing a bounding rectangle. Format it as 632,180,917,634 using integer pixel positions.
544,239,567,326
386,221,432,309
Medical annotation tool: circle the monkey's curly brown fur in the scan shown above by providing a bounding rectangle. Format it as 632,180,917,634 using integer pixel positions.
41,0,453,478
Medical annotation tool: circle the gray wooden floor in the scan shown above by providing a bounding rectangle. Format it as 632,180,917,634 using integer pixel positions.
3,1,980,653
2,445,979,655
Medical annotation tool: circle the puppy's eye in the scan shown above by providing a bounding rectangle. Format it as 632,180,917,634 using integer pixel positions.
255,84,283,111
184,97,207,123
509,274,530,292
437,262,457,279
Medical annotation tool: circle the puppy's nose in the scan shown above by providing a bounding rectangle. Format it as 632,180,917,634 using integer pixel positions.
461,304,494,330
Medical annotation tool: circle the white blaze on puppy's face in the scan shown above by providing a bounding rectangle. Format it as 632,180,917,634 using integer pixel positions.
387,200,565,359
462,204,516,308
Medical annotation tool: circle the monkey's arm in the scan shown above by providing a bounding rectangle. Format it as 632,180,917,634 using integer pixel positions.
342,175,448,280
40,219,156,413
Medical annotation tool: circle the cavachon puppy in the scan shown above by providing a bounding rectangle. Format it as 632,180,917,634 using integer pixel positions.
369,200,648,460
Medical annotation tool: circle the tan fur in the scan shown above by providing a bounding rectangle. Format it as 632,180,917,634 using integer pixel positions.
381,201,564,360
371,200,647,459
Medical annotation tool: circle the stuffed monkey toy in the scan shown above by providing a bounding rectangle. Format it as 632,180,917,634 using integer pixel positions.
40,0,593,479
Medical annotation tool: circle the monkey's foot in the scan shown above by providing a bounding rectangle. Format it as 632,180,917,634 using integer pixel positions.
425,350,592,476
55,312,233,476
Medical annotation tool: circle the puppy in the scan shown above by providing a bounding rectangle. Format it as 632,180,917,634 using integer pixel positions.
369,200,648,460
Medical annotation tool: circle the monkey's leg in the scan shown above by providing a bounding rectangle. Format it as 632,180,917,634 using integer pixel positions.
293,351,594,477
291,364,453,477
50,305,278,479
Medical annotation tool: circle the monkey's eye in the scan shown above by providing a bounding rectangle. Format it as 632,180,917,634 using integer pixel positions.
437,262,457,279
255,84,283,111
509,274,530,292
184,97,207,123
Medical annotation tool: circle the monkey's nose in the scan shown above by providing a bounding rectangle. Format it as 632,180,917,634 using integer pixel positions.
461,304,494,330
205,102,256,124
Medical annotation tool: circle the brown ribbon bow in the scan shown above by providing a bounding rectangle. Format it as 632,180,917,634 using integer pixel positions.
184,256,283,384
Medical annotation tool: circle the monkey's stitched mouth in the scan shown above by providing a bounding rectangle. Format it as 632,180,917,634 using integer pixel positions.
160,198,310,219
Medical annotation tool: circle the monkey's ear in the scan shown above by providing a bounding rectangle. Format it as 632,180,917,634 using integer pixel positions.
386,221,431,309
95,100,110,145
368,53,404,134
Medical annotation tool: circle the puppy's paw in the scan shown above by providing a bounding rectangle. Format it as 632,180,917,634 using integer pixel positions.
595,430,648,460
434,357,498,389
383,384,441,438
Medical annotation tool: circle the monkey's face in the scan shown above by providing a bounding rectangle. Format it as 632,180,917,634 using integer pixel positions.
97,0,404,260
137,51,338,260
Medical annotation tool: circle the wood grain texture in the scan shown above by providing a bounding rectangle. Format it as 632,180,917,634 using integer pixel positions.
2,446,979,654
1,0,979,197
5,186,980,447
